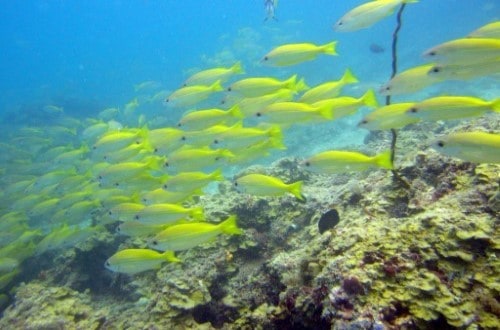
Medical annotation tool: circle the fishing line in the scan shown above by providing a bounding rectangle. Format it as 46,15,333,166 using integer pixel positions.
387,4,410,187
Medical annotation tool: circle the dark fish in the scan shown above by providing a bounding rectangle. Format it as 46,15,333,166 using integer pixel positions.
318,209,340,234
369,43,385,54
264,0,278,21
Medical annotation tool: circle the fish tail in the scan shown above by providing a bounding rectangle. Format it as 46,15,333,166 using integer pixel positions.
402,0,419,3
288,181,306,201
361,89,379,108
491,98,500,112
284,74,298,89
211,168,225,181
211,80,224,92
231,61,245,74
318,103,334,120
229,105,245,119
373,150,394,170
342,69,359,84
294,78,310,93
219,215,243,235
321,41,338,56
162,250,181,263
146,156,163,171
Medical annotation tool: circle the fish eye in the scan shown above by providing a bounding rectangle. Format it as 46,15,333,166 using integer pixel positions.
177,123,181,127
227,87,232,92
256,112,262,117
164,162,169,167
134,215,139,220
92,146,97,150
98,175,102,180
264,56,268,61
215,156,221,161
181,136,186,141
431,67,440,73
114,183,119,187
166,99,170,102
305,161,311,167
384,86,391,91
162,184,168,189
437,141,445,148
152,240,158,246
234,181,238,186
360,119,368,124
409,107,418,113
428,51,436,56
154,148,158,153
214,139,219,144
105,261,110,267
108,211,112,215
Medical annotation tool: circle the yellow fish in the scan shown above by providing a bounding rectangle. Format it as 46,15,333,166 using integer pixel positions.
163,169,224,193
467,21,500,39
262,41,337,67
423,38,500,65
237,89,295,117
379,64,444,96
427,60,500,81
148,127,186,155
108,203,145,222
148,215,242,251
136,203,204,225
105,249,179,275
182,123,236,147
93,128,148,157
166,147,234,172
213,125,284,151
298,69,358,103
304,150,393,173
141,189,200,205
406,96,500,121
228,74,308,98
116,221,168,237
432,132,500,164
177,105,244,131
358,102,420,130
334,0,418,32
97,156,163,186
257,101,333,125
183,62,244,86
166,80,224,108
312,89,378,120
234,173,305,201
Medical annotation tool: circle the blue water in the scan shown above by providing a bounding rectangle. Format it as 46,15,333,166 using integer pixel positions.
0,0,497,119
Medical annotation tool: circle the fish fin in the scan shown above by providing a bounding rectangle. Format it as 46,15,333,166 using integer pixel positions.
211,80,224,92
321,41,338,55
162,251,181,263
342,69,359,84
229,104,245,119
294,78,310,93
361,89,379,108
318,104,334,120
285,74,298,89
492,98,500,112
373,150,394,170
191,207,205,221
231,62,245,74
219,215,243,235
211,168,225,181
288,181,306,201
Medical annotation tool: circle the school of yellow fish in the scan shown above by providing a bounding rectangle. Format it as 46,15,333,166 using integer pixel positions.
0,1,498,287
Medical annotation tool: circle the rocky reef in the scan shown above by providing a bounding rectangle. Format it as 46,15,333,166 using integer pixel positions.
0,117,498,330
